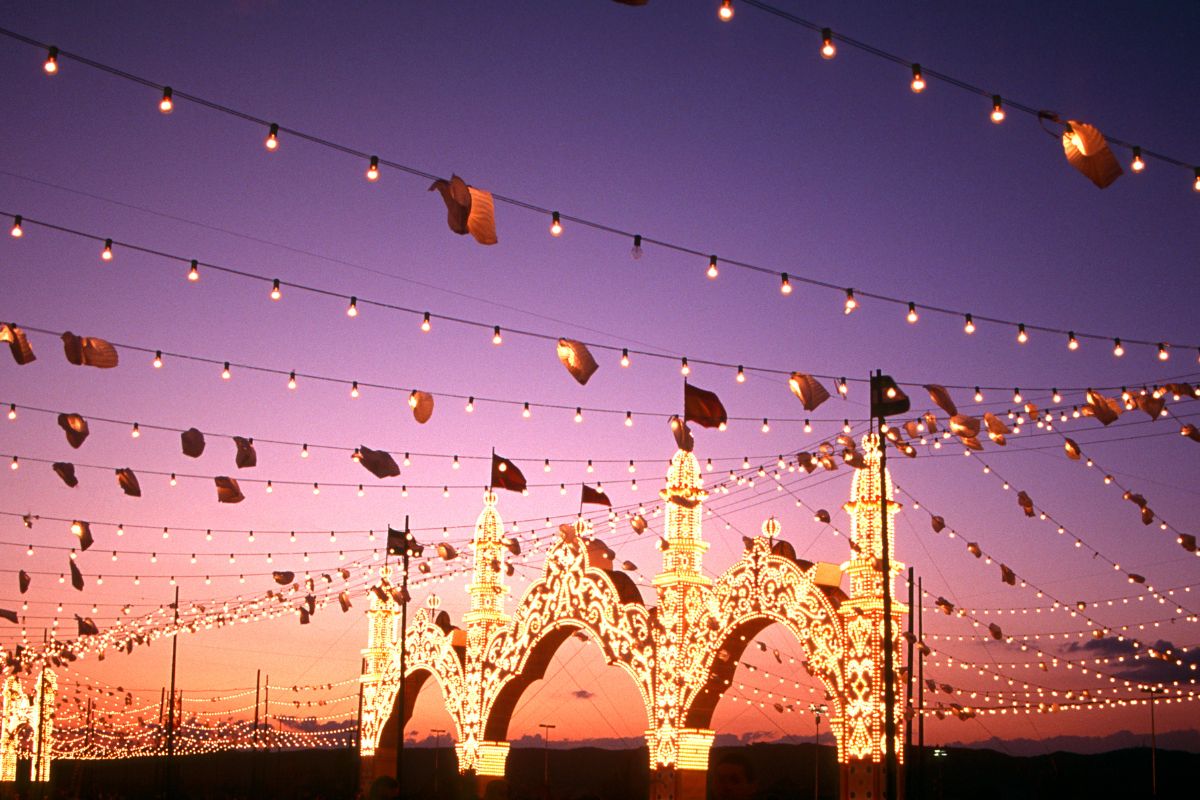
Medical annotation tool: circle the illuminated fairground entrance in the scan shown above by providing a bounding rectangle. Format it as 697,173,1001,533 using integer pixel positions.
359,436,905,800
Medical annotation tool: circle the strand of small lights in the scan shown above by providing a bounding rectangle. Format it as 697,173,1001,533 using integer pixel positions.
726,2,1200,188
3,29,1196,354
914,581,1200,618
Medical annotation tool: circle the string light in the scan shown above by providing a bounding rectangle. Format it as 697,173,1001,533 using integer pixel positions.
631,234,643,259
187,260,200,282
1194,167,1200,193
1051,388,1062,404
549,211,562,237
130,422,140,439
718,0,734,21
963,314,975,334
1012,389,1023,404
680,357,690,376
620,348,630,367
991,95,1005,123
844,288,857,314
408,391,419,409
10,456,18,470
1158,343,1169,361
574,407,584,424
736,365,746,383
346,297,358,317
270,279,281,300
780,273,792,295
101,238,114,261
221,362,231,380
1068,331,1079,351
465,396,474,413
300,443,309,458
761,418,770,433
492,325,502,345
820,27,836,59
265,123,279,151
421,312,431,332
43,46,58,74
1017,323,1028,344
1131,147,1145,173
10,215,23,238
707,255,719,279
910,63,925,93
287,371,297,390
625,411,633,427
906,302,919,323
1113,338,1124,357
6,404,15,421
974,387,983,403
365,155,380,182
152,351,163,369
159,86,173,113
522,403,531,418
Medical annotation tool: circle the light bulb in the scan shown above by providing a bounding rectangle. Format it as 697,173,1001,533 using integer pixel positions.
1013,389,1022,404
1158,343,1169,361
301,443,310,458
906,302,918,323
9,215,22,238
544,459,551,472
159,86,174,113
169,473,177,486
265,123,279,150
625,411,633,427
313,483,320,495
680,357,690,376
821,28,836,59
270,279,281,300
287,371,297,390
631,233,643,259
6,404,15,420
153,351,163,369
366,155,380,182
43,46,59,74
266,481,273,493
408,391,419,409
1113,338,1124,357
221,362,232,380
346,296,358,317
1067,331,1079,351
188,260,200,281
719,0,734,21
620,348,630,367
803,419,812,433
842,419,851,434
492,325,502,345
452,455,460,470
964,313,975,334
838,378,848,396
1050,388,1062,404
780,273,792,294
910,63,925,93
1131,146,1145,173
101,238,114,261
1194,167,1200,193
549,211,562,237
991,95,1005,123
761,418,770,433
574,407,584,423
10,456,18,470
707,255,719,279
465,396,474,412
736,365,746,383
844,288,857,314
522,403,531,418
421,311,431,332
131,422,140,438
974,387,983,402
1017,323,1028,344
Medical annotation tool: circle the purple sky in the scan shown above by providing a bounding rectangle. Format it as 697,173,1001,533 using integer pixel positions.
0,1,1197,753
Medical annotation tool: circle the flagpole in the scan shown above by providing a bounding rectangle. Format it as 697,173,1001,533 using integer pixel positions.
875,369,899,800
395,515,411,789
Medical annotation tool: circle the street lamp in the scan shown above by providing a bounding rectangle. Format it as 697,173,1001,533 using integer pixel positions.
539,723,557,789
810,703,828,799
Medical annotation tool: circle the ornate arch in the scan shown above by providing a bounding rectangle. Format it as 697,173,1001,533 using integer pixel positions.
680,537,848,732
480,527,655,741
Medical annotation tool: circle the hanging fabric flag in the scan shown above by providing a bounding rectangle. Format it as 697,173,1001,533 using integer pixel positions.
502,537,521,556
669,415,694,451
948,414,980,438
1081,390,1122,425
387,526,419,557
684,383,727,429
1000,564,1016,585
788,373,830,411
490,453,527,493
1061,120,1123,189
581,484,611,507
19,570,30,594
630,514,647,535
116,468,142,497
53,462,79,488
869,374,910,418
1136,394,1165,420
299,608,311,625
1017,491,1035,517
234,436,257,469
1181,424,1200,443
411,391,435,424
73,521,94,552
0,323,36,364
181,428,206,458
214,476,244,504
1063,438,1082,460
930,515,945,533
428,174,498,245
272,571,295,586
61,332,118,368
76,615,99,636
356,446,401,479
437,543,458,561
70,559,85,591
556,339,599,385
58,413,90,448
0,609,17,624
987,622,1004,640
338,591,352,612
923,385,957,417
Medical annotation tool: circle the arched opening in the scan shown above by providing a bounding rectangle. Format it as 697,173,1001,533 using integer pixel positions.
12,721,34,791
373,669,461,798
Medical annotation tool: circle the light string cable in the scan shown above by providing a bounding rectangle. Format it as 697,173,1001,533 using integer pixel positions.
0,27,1196,355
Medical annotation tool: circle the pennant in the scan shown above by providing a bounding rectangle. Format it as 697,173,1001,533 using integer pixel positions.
272,571,295,586
73,521,94,552
669,415,694,452
581,484,611,507
411,391,435,424
870,374,910,418
1061,121,1123,189
53,462,79,488
923,385,957,417
181,428,206,458
214,476,244,504
966,542,982,558
502,537,521,556
428,175,498,245
0,609,17,624
983,413,1010,437
684,383,727,429
19,570,30,594
299,608,311,625
356,446,401,479
814,509,831,524
936,597,954,615
76,615,99,636
556,339,599,385
1081,391,1121,425
338,591,352,612
1136,394,1165,420
1017,491,1035,517
58,413,90,448
116,468,142,497
437,543,458,561
70,559,85,591
387,526,410,557
621,560,637,571
1063,438,1082,460
61,331,118,368
490,453,527,493
930,515,945,533
0,323,36,365
788,373,830,411
948,415,980,438
1000,564,1016,585
234,437,257,469
1181,424,1200,443
630,514,647,535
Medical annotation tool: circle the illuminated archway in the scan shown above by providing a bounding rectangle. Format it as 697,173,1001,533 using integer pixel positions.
1,670,55,784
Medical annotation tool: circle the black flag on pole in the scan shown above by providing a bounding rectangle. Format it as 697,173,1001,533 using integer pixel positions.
684,383,727,429
581,484,611,507
490,453,527,493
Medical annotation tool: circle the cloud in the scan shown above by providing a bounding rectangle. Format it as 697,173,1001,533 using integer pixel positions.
571,689,596,700
1062,636,1199,683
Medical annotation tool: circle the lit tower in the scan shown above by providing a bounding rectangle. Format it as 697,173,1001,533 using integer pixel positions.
837,434,906,799
359,564,399,779
653,449,710,589
464,491,509,625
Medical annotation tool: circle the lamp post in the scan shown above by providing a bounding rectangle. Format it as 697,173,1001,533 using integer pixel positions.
932,748,948,800
539,723,556,789
431,728,446,797
810,703,828,799
1142,687,1165,797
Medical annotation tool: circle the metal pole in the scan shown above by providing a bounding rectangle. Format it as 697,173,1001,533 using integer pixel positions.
1143,688,1162,797
917,576,925,799
876,371,898,800
539,723,556,788
905,566,916,798
813,711,820,800
395,516,411,788
165,585,180,797
355,674,365,796
432,728,446,796
252,668,261,797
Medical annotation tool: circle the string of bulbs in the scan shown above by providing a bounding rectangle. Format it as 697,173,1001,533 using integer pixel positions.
2,27,1196,358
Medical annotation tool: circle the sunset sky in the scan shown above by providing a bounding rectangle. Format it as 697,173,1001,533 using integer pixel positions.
1,1,1198,758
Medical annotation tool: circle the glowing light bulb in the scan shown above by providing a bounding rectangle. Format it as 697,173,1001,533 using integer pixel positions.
159,86,174,113
974,387,983,402
152,351,163,369
452,455,460,469
1052,389,1062,404
43,47,59,74
169,473,177,486
625,411,633,427
803,419,812,433
843,288,857,314
842,419,851,434
574,407,584,423
549,211,563,237
522,402,531,418
266,480,273,493
101,238,114,261
418,311,431,333
963,313,975,334
631,233,643,259
586,460,594,473
1131,146,1145,173
910,63,925,93
780,273,792,294
408,391,419,409
10,456,18,470
188,260,200,281
465,396,474,413
312,483,320,495
736,365,746,383
131,422,140,439
287,371,297,390
487,325,501,345
821,28,836,59
620,348,630,367
991,95,1005,123
838,377,848,396
680,357,690,376
265,123,279,150
718,0,734,21
1013,389,1022,404
906,302,919,323
301,443,310,458
6,404,15,420
270,279,281,300
346,296,358,317
1067,331,1079,350
761,418,770,433
1158,343,1169,361
221,362,232,380
9,215,22,238
1113,338,1124,357
366,155,380,182
1194,167,1200,192
707,255,719,279
1017,323,1028,343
